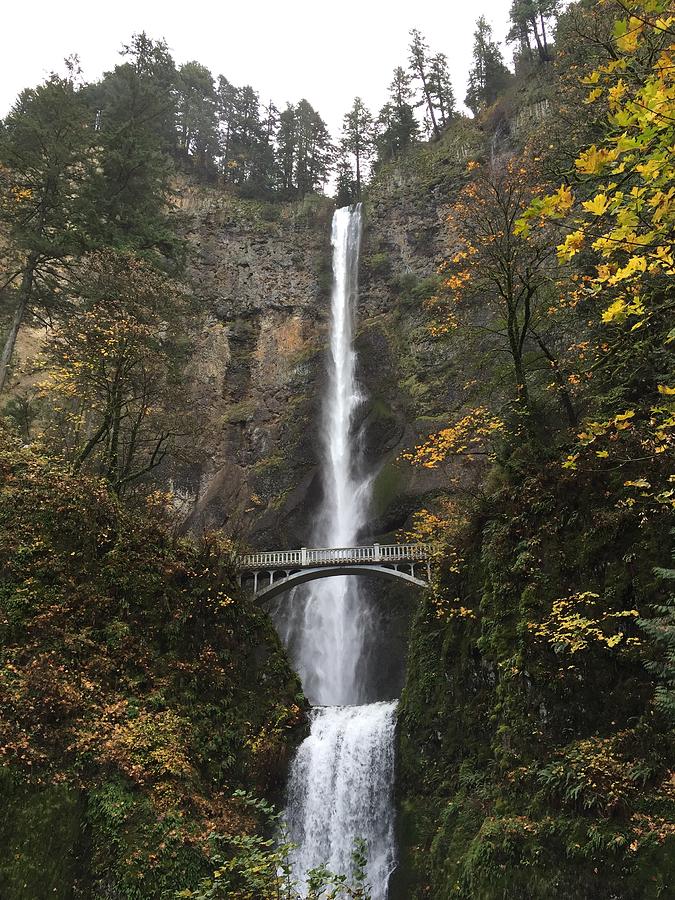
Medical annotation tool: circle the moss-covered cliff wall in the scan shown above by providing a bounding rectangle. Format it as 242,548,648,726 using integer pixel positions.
393,455,674,900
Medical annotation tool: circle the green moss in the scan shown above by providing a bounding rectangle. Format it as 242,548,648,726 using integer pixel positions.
221,399,256,424
0,769,88,899
364,252,392,278
372,461,407,516
396,461,675,898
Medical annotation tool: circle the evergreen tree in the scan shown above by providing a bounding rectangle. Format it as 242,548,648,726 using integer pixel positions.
465,16,513,116
334,154,357,207
216,75,239,179
82,33,179,256
375,67,419,165
275,104,297,195
0,67,91,392
234,85,265,184
214,82,277,195
175,61,218,175
294,99,333,197
340,97,373,198
273,101,332,198
408,29,440,139
507,0,561,65
428,53,456,129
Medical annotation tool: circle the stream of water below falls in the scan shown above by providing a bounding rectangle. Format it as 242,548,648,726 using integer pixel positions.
273,205,397,899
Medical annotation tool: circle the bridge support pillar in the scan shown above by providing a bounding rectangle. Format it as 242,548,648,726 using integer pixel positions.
253,571,258,594
373,542,381,562
301,547,308,565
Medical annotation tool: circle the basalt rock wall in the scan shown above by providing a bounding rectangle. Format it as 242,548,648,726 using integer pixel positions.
172,143,481,554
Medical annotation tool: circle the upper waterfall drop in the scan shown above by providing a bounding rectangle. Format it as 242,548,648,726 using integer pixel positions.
275,203,372,707
321,203,367,551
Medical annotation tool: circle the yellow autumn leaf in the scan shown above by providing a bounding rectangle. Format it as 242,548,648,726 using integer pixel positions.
615,17,643,53
557,230,585,262
583,194,610,216
608,256,647,284
602,298,627,323
552,184,574,214
575,146,618,175
608,80,628,104
657,385,675,395
585,87,603,104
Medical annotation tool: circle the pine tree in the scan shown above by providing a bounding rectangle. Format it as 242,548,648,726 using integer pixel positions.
334,154,357,207
428,53,456,129
245,98,278,198
0,67,91,392
375,67,419,165
340,97,373,198
82,33,179,256
216,75,239,180
507,0,561,65
465,16,513,116
294,100,333,197
408,29,441,139
175,61,218,175
276,104,297,196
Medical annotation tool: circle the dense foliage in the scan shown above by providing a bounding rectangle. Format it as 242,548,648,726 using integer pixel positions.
394,1,675,896
0,429,306,897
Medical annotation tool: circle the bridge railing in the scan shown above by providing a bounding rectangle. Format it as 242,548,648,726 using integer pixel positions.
239,543,432,571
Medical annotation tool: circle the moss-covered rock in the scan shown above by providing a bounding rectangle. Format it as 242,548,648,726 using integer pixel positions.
395,460,675,898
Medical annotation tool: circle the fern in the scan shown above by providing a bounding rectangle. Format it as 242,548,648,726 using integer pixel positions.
638,541,675,722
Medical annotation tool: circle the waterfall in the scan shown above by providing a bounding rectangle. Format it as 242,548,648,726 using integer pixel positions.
276,205,397,899
285,702,397,895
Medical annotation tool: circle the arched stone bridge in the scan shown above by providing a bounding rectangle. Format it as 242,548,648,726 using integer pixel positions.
238,543,433,601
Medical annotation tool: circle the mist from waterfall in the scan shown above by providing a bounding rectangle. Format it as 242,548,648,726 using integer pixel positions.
275,205,397,899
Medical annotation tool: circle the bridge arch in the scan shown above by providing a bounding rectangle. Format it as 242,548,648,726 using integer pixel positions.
251,564,428,603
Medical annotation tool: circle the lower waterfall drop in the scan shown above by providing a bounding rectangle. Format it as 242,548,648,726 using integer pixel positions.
285,703,397,898
276,204,397,899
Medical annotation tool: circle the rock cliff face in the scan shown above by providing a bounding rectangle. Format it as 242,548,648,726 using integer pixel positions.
3,152,472,550
174,143,478,553
171,185,335,547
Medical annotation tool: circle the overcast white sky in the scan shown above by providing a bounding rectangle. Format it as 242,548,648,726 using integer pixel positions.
2,0,514,136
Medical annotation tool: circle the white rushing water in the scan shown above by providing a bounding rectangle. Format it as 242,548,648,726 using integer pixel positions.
277,205,397,899
286,702,397,895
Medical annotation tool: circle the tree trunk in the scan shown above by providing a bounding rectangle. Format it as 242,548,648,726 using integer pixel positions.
539,13,550,59
534,335,577,426
530,17,547,62
418,70,440,140
0,255,38,394
507,314,531,416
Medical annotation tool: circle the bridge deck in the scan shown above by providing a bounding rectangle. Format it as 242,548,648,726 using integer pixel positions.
239,542,431,571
